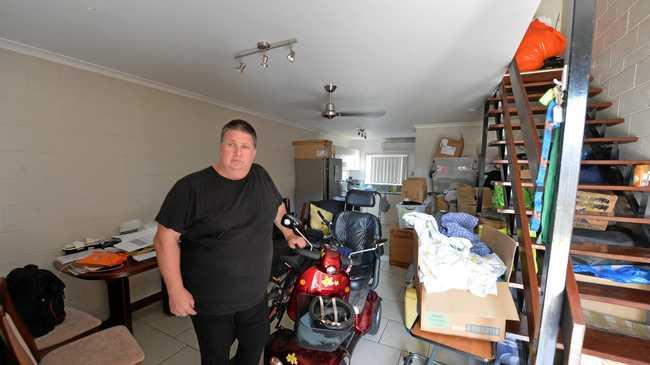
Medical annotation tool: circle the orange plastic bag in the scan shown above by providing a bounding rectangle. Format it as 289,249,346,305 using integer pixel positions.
515,20,566,72
76,251,128,267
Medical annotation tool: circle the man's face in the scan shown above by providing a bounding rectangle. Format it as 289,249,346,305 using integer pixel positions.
219,129,257,175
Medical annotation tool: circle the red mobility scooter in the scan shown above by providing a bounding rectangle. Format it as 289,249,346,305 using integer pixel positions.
266,190,386,365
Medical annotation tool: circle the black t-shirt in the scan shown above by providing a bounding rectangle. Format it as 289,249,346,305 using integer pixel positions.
155,163,282,315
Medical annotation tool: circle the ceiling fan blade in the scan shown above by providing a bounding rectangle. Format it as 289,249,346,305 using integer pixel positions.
336,110,386,118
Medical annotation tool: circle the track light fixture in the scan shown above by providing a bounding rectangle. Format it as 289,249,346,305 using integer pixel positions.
234,38,297,73
357,128,367,139
236,61,246,73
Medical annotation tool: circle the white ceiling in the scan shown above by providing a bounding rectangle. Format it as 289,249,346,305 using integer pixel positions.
0,0,540,138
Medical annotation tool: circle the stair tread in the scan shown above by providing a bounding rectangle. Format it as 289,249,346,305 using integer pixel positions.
531,243,650,264
487,101,612,116
492,159,650,165
488,118,624,130
577,281,650,310
575,213,650,224
503,68,564,85
488,136,639,146
487,87,602,101
496,208,533,215
577,184,650,192
582,328,650,365
496,209,650,224
506,323,650,364
493,181,650,193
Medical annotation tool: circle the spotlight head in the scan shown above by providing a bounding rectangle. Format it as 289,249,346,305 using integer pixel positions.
261,53,269,68
287,48,295,63
236,61,246,73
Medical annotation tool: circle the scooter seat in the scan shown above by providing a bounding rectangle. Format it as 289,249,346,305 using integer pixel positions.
349,265,373,291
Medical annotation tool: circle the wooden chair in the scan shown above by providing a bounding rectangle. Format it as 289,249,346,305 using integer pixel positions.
0,277,102,353
0,278,144,365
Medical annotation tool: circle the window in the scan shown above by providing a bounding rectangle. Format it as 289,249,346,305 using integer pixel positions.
364,154,408,185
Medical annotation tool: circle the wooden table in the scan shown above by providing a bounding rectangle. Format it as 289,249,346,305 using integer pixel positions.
54,257,168,332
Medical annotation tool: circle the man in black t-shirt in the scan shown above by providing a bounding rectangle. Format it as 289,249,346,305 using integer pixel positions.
154,119,306,365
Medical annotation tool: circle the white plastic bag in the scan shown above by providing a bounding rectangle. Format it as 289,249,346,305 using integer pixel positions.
403,212,506,297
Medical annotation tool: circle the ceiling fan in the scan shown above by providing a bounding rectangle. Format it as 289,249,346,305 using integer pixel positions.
320,83,386,120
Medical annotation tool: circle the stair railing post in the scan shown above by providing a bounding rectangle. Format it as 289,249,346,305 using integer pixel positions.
533,0,595,363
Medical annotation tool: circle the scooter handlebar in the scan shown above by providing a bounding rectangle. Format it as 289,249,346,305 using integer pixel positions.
293,248,321,260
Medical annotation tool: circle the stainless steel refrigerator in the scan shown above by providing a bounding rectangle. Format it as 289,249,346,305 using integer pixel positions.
294,158,343,214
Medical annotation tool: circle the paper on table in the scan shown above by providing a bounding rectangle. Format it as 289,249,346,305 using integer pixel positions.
132,250,157,262
114,226,157,253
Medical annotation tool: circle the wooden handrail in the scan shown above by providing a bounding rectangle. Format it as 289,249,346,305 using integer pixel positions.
500,82,541,345
508,61,541,181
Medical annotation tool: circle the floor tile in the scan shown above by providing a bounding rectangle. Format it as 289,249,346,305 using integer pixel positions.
433,347,471,365
376,279,405,302
132,320,186,365
148,314,193,337
398,350,429,364
381,263,407,276
132,302,168,324
351,338,401,365
176,327,199,349
160,346,201,365
362,316,388,343
379,269,407,289
380,319,430,356
382,298,404,323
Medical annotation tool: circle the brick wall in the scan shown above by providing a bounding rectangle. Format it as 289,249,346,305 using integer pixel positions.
591,0,650,159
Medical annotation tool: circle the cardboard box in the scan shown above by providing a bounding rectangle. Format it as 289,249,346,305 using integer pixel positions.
479,216,506,230
481,188,492,210
292,139,334,159
456,186,492,215
419,226,519,341
457,185,477,215
435,194,449,212
401,178,428,203
435,136,464,158
389,227,416,268
574,191,618,231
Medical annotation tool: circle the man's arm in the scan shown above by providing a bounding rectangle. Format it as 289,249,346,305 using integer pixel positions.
154,224,197,316
274,203,307,249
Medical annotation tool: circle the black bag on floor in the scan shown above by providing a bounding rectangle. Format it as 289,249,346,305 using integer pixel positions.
6,264,66,337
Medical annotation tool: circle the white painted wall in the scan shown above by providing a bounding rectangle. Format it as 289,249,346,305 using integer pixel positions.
347,139,417,184
414,123,484,176
591,0,650,160
0,48,317,320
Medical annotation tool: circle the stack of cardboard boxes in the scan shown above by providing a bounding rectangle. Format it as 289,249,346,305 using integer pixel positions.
389,177,427,268
416,226,520,342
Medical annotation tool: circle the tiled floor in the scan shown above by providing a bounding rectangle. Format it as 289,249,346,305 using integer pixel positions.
132,259,472,364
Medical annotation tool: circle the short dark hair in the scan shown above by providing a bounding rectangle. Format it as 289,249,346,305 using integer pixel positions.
220,119,257,147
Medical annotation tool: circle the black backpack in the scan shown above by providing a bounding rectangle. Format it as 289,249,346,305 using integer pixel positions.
6,265,66,337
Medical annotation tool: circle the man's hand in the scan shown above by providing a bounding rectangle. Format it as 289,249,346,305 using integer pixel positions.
287,235,307,249
168,287,197,316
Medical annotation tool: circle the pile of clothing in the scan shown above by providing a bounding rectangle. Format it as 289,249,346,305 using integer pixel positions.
438,212,492,256
403,212,506,297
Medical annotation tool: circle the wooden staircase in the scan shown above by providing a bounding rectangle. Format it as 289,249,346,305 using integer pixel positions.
480,65,650,364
